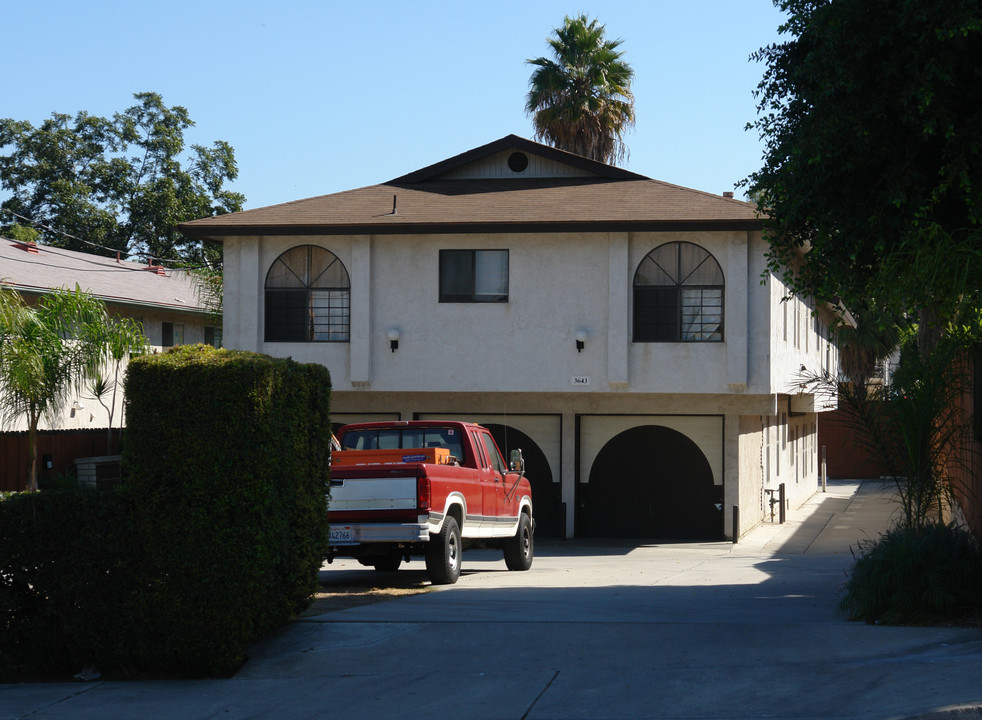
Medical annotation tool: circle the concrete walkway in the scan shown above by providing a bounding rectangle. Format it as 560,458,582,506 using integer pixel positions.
2,480,981,720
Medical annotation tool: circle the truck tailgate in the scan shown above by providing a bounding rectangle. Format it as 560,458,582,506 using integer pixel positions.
330,473,417,512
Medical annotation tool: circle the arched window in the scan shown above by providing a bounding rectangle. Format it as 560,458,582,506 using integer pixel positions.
265,245,350,342
633,242,723,342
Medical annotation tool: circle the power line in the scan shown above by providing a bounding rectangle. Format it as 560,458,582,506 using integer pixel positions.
0,208,220,272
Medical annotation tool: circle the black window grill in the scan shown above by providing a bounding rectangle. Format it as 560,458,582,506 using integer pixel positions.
633,242,724,342
264,245,350,342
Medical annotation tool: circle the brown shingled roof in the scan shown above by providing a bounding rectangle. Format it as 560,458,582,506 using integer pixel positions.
179,135,761,239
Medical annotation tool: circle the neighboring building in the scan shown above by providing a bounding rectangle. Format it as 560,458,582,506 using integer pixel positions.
0,236,219,435
180,134,840,540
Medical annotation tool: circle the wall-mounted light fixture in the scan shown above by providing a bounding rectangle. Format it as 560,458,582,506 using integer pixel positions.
387,328,401,352
575,329,588,353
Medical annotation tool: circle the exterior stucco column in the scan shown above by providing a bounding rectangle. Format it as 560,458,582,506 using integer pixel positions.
561,410,578,538
349,237,372,384
723,413,741,539
608,232,629,386
224,236,261,352
220,237,240,350
726,231,749,390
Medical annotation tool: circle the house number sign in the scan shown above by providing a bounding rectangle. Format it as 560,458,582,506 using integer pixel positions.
570,376,591,386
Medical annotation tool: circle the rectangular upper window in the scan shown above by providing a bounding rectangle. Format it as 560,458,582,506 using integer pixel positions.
439,250,508,303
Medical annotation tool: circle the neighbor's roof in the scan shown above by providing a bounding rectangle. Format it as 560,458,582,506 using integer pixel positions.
180,135,762,239
0,238,207,314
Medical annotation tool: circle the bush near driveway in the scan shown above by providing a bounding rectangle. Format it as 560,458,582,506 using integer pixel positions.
0,489,140,680
0,345,332,679
124,345,332,676
840,522,982,625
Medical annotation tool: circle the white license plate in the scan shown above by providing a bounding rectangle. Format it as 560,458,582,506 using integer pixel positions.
330,527,356,545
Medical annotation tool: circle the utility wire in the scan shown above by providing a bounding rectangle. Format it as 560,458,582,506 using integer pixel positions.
1,208,220,272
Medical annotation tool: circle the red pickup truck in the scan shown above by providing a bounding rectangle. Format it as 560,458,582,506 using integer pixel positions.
327,420,534,584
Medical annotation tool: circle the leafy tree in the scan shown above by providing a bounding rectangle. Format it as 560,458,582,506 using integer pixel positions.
0,285,109,491
834,301,906,396
6,223,38,246
0,92,245,264
745,0,982,341
749,2,982,608
526,14,635,165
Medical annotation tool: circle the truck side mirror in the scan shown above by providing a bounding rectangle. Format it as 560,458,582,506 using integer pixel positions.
509,449,525,474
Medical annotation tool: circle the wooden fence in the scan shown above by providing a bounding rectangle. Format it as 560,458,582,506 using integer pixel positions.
818,408,891,480
818,356,982,541
1,429,121,492
946,354,982,540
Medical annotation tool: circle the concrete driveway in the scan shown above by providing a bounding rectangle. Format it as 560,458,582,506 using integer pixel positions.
3,480,981,720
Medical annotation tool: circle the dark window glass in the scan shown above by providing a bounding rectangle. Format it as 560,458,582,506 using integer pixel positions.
204,326,223,348
634,287,679,342
162,321,182,347
633,242,724,342
439,250,508,302
340,427,464,462
264,246,350,342
481,433,507,474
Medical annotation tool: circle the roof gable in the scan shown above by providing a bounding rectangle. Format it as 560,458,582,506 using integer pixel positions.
390,134,648,183
178,134,762,238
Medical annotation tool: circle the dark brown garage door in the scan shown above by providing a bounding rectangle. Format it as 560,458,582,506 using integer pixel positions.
578,425,723,540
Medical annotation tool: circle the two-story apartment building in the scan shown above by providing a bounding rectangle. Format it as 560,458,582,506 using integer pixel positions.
180,135,839,541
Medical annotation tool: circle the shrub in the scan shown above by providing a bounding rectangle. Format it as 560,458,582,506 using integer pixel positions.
840,522,982,625
123,345,332,676
0,489,141,680
0,345,332,680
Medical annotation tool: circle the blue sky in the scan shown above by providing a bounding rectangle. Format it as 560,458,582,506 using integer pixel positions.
4,1,787,210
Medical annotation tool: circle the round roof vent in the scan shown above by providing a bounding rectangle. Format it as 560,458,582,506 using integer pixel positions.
507,152,529,173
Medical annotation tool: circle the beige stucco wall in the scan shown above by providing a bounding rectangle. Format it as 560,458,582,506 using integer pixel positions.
224,230,829,397
737,415,766,538
222,228,834,538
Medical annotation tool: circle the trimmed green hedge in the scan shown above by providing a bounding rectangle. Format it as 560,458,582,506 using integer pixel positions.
0,345,332,678
0,489,141,679
124,345,332,675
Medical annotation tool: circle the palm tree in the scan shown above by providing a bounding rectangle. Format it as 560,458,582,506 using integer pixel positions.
525,14,636,165
87,316,149,455
835,305,905,393
0,284,109,491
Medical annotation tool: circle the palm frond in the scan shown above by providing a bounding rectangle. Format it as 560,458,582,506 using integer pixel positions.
526,14,635,165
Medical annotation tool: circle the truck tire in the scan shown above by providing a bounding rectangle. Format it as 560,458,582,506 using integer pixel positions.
503,513,534,571
426,515,461,584
373,554,401,572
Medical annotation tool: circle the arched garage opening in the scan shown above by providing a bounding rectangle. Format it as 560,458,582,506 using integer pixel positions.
579,425,723,540
484,424,562,539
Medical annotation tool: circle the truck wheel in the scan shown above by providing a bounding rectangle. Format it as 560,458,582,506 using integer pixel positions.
373,554,401,572
425,516,461,584
503,513,534,571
